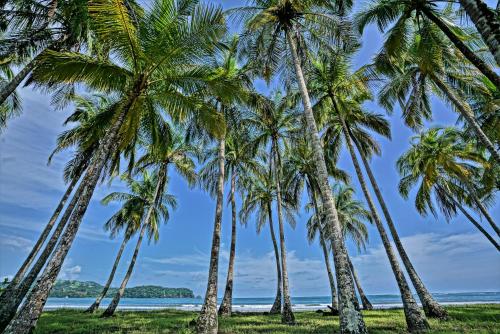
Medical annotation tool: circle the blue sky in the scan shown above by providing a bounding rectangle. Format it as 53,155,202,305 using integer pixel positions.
0,0,499,298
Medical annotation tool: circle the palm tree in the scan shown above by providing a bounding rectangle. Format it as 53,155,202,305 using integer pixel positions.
239,159,297,315
356,0,500,87
306,184,373,311
102,171,177,317
85,188,144,313
3,1,225,332
456,0,500,65
312,52,429,330
0,94,114,331
194,35,253,334
397,127,500,251
0,56,21,131
0,0,95,112
233,2,368,331
246,92,300,324
216,129,259,316
363,8,500,163
284,137,349,313
311,49,448,319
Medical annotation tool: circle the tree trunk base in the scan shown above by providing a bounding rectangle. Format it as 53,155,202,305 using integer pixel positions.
361,297,373,311
218,302,232,317
404,307,430,333
101,307,116,318
196,309,218,334
423,302,448,320
85,302,99,313
281,302,295,325
270,295,281,314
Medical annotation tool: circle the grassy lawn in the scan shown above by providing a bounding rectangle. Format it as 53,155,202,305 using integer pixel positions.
34,304,499,333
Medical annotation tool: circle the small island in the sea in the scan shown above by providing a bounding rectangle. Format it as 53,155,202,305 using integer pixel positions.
48,280,194,299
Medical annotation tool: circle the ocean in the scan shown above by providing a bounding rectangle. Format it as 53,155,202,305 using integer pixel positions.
44,292,500,312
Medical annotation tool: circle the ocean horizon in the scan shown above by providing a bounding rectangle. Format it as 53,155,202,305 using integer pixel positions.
44,291,500,312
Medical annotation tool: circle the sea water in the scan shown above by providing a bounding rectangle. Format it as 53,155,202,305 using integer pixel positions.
44,292,500,312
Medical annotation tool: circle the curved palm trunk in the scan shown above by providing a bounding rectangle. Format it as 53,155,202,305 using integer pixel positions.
339,114,429,332
286,29,367,334
268,203,282,314
197,138,225,334
102,225,146,317
346,255,372,310
319,234,339,312
0,176,78,307
3,98,132,333
422,8,500,88
0,59,37,106
442,187,500,251
353,138,447,319
458,0,500,65
218,171,237,317
272,140,295,325
430,74,500,163
467,189,500,237
311,187,338,312
86,238,128,313
0,181,81,332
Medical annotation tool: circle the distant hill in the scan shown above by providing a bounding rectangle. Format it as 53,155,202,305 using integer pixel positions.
49,280,194,298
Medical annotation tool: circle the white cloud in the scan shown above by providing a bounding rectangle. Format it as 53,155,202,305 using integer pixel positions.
58,259,82,280
143,232,500,297
350,232,500,294
0,234,33,253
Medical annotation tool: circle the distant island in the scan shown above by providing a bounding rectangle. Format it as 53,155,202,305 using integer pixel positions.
48,280,194,298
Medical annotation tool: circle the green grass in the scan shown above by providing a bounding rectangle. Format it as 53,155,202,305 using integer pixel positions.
34,304,499,333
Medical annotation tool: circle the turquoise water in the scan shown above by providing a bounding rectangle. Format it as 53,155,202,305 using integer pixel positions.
45,292,500,311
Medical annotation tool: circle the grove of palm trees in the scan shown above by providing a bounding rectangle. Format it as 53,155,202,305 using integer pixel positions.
0,0,498,333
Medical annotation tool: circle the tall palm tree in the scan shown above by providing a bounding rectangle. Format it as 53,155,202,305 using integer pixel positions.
456,0,500,65
356,0,500,87
239,159,297,315
216,129,259,317
195,35,253,334
364,9,500,163
397,127,500,251
284,137,349,313
85,185,144,314
0,94,115,331
306,184,372,311
310,49,448,319
102,171,177,317
3,1,225,332
233,2,368,331
313,52,430,330
246,92,300,324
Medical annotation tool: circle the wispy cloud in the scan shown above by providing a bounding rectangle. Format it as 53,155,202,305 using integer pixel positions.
0,234,33,253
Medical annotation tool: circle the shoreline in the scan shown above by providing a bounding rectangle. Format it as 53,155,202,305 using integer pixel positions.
44,300,500,312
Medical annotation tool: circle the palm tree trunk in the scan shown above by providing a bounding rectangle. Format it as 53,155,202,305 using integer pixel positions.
0,176,78,297
310,187,338,312
102,225,146,317
353,138,448,319
272,139,295,325
458,0,500,65
319,234,339,312
86,237,128,313
338,111,429,332
197,138,225,334
430,74,500,163
466,187,500,237
286,28,367,334
346,255,372,310
0,179,81,332
422,7,500,87
3,97,132,333
268,203,282,315
0,59,37,106
441,186,500,251
218,171,237,317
